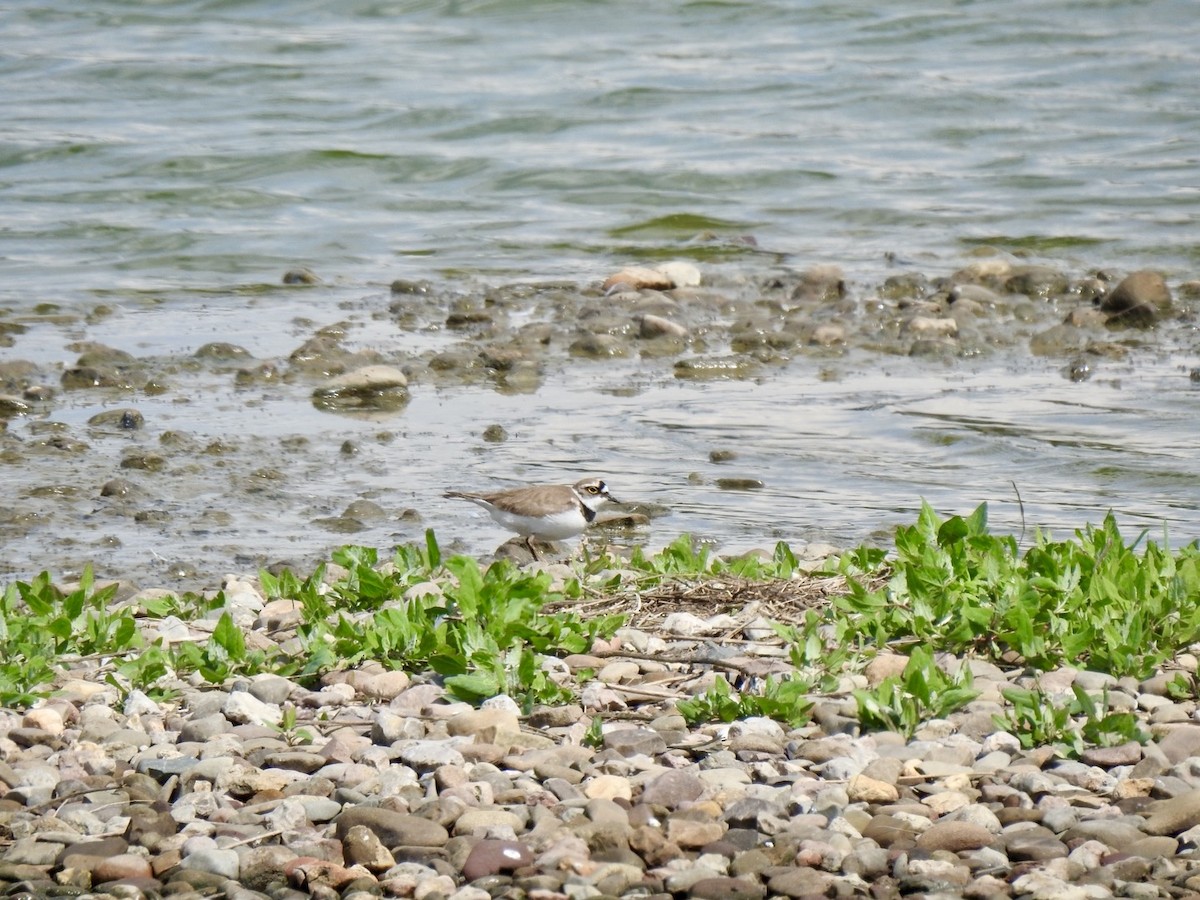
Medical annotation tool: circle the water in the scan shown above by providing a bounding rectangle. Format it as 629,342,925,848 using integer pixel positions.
2,0,1200,583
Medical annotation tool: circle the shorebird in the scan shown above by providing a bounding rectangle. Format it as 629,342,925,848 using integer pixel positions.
444,477,620,559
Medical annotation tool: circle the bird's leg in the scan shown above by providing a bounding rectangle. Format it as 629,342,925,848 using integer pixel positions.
526,536,541,562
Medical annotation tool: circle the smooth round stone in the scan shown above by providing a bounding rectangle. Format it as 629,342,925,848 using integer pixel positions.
946,804,1002,834
915,821,993,853
859,755,903,784
21,707,65,736
603,728,667,758
697,767,752,791
898,856,971,891
92,853,154,883
263,751,328,774
398,740,466,770
688,876,765,900
1142,789,1200,835
846,774,898,803
666,815,727,849
1101,270,1172,316
638,314,688,339
180,847,240,880
222,692,282,728
766,866,835,898
722,797,785,833
461,839,534,881
842,842,889,879
526,704,585,729
312,366,409,411
583,774,632,802
335,808,449,848
453,808,525,836
596,660,640,684
446,708,521,745
247,675,295,705
641,770,705,809
1040,806,1079,834
1125,835,1179,859
1004,827,1069,861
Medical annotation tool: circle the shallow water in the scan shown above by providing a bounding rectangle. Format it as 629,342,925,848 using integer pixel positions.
2,0,1200,584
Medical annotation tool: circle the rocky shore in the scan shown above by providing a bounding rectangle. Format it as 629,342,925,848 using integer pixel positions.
2,257,1199,588
4,257,1200,898
5,555,1200,900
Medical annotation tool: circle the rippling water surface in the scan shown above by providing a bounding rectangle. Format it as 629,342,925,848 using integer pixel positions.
2,0,1200,582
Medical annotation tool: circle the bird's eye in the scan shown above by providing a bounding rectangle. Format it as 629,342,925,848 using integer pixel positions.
588,485,600,494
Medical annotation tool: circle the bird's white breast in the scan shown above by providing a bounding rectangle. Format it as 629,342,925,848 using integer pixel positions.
485,504,588,540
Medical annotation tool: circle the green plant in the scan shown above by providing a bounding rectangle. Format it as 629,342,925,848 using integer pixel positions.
270,702,315,746
832,502,1200,680
1075,686,1148,749
171,611,271,683
0,567,142,707
109,646,176,703
1166,672,1197,702
582,715,606,749
606,534,802,585
853,646,979,737
275,531,623,709
677,673,814,728
998,685,1077,753
775,609,853,692
996,683,1149,758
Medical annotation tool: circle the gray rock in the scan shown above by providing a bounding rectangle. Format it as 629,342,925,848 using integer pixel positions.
915,821,994,852
1101,270,1172,325
766,866,834,897
223,690,282,727
603,728,667,758
1004,827,1069,860
178,712,231,743
291,795,342,823
1063,818,1155,848
180,847,240,880
248,675,296,705
397,740,466,770
641,770,705,808
335,807,449,848
313,365,410,412
689,876,766,900
1144,789,1200,836
1155,725,1200,764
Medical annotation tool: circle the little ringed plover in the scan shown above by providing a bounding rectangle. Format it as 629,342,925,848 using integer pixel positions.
444,476,620,559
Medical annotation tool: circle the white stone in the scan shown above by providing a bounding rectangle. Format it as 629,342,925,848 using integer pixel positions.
223,691,282,727
22,707,65,736
481,694,522,715
1011,869,1097,900
657,261,702,288
123,690,161,718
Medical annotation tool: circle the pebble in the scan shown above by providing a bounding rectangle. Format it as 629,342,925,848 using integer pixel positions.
311,365,410,412
8,463,1200,900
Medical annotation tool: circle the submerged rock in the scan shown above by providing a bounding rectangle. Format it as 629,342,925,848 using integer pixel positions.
1101,269,1172,327
312,365,410,412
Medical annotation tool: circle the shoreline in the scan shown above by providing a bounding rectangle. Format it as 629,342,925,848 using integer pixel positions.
3,518,1200,897
2,258,1198,591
